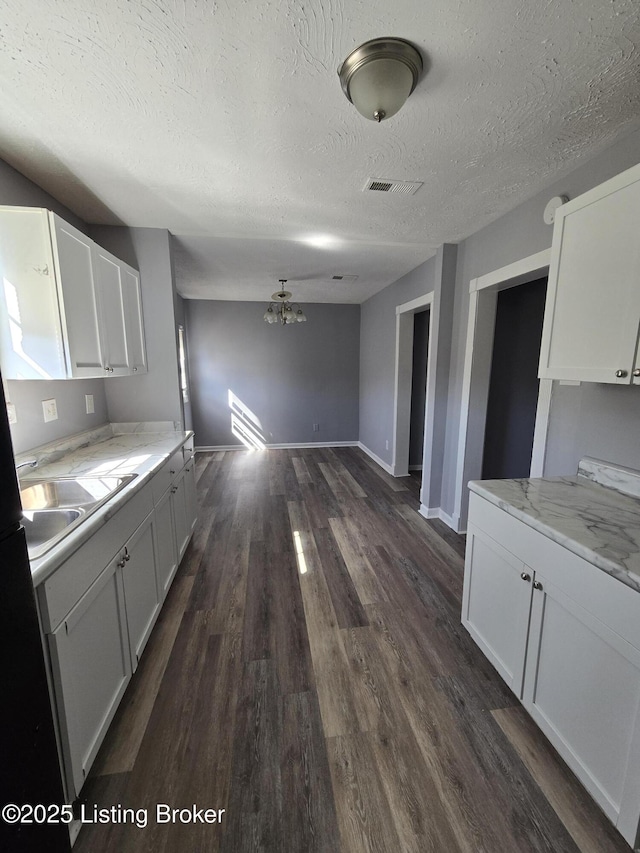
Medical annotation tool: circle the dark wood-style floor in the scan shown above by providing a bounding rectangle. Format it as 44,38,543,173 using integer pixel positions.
75,447,629,853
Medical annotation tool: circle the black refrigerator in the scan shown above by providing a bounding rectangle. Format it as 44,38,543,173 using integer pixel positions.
0,376,71,852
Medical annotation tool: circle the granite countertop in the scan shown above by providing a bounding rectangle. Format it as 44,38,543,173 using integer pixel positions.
469,458,640,592
20,423,194,586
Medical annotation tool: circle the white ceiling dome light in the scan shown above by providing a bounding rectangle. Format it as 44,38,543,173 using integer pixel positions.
338,37,424,122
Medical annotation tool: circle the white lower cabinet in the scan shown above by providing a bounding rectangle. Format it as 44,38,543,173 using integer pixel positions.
154,485,178,599
463,492,640,849
48,558,131,798
120,512,160,671
39,438,197,802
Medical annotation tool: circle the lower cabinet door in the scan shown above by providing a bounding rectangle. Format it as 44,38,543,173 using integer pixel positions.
462,525,533,697
523,572,640,844
172,467,190,562
121,512,160,671
184,459,198,533
48,560,131,798
154,486,178,600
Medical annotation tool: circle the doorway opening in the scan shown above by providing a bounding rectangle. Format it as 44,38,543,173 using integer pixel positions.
482,278,547,479
408,309,430,488
453,248,553,533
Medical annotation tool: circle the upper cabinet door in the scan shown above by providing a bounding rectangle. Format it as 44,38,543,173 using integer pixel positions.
539,163,640,384
121,265,147,374
49,213,106,378
0,207,67,379
93,246,130,375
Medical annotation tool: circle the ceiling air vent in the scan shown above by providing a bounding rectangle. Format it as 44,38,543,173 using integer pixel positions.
363,178,423,195
332,275,358,283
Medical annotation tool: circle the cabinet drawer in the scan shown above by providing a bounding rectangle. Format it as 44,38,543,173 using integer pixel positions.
38,484,153,632
468,492,640,651
151,450,184,504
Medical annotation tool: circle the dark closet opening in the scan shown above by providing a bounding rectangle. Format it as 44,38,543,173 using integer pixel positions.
408,309,430,482
482,277,547,480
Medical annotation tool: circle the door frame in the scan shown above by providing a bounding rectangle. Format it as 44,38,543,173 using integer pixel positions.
392,293,434,486
453,249,552,532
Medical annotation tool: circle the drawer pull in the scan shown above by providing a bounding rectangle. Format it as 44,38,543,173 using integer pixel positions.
520,572,531,582
533,580,543,591
615,369,628,378
634,369,640,378
124,547,130,562
170,469,176,475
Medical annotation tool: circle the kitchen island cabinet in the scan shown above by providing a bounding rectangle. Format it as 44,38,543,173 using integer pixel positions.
463,462,640,849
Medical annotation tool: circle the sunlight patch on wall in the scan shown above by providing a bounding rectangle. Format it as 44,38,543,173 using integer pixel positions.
228,390,266,451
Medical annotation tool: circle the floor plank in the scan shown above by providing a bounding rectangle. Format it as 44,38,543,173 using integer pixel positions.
74,447,629,853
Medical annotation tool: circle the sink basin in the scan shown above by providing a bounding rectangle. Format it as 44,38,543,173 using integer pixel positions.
22,509,85,559
20,475,136,511
20,474,137,559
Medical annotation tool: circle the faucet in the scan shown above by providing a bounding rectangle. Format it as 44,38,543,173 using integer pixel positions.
16,459,38,471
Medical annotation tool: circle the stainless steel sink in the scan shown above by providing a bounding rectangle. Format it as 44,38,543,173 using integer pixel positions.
20,474,137,559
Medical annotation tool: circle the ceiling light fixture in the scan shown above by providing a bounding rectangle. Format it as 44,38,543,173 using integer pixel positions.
263,281,307,325
338,37,423,123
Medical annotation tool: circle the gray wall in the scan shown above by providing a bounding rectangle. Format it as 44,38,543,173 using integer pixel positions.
185,301,360,447
0,157,109,454
359,258,436,464
89,226,184,428
440,127,640,518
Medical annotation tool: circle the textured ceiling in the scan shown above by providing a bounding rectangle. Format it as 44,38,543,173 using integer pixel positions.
1,0,640,303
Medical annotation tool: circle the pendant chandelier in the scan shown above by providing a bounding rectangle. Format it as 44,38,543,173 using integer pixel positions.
263,281,307,325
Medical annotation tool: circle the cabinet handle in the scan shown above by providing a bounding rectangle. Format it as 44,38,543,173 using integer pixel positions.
170,469,176,475
133,367,138,372
615,369,628,378
104,366,114,373
634,369,640,378
520,572,531,582
117,558,126,569
533,580,543,591
124,547,130,562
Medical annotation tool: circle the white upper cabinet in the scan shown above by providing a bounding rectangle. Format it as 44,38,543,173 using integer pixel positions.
0,206,147,379
539,163,640,384
121,264,147,374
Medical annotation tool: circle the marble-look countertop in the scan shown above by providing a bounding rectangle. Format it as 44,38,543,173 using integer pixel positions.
22,427,193,586
469,472,640,593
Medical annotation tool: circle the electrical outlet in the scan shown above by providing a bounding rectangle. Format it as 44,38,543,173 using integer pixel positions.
42,398,58,423
6,403,17,425
85,394,95,414
313,423,319,432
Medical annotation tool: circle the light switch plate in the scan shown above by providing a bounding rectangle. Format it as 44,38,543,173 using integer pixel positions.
6,403,17,424
42,398,58,422
85,394,95,414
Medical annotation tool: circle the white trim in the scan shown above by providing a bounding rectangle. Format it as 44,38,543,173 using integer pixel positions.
417,504,464,533
195,441,358,452
396,293,434,315
408,465,423,472
357,441,395,475
530,379,553,477
454,249,552,532
392,292,434,479
470,248,551,293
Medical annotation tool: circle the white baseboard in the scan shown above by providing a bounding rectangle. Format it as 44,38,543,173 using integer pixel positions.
418,504,466,534
356,442,395,475
195,441,359,453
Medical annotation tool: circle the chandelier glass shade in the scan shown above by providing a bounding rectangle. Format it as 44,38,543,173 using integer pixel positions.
263,281,307,325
